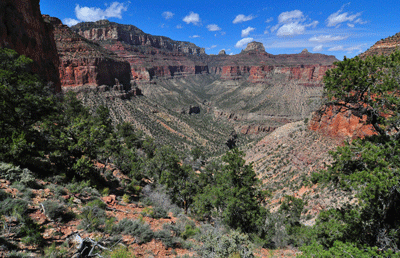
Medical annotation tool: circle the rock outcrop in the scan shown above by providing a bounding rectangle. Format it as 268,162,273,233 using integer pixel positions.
310,32,400,139
309,105,376,139
359,32,400,58
44,16,131,89
218,49,226,55
0,0,61,92
71,20,205,55
243,41,265,52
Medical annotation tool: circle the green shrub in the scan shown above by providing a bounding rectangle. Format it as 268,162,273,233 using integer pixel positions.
42,200,74,222
78,201,107,232
19,217,44,246
0,198,29,217
154,229,179,248
43,242,69,258
104,246,136,258
196,230,255,258
113,218,154,244
180,224,200,240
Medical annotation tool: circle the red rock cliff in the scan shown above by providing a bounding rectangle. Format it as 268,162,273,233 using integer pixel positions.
309,105,376,139
0,0,61,92
44,16,131,88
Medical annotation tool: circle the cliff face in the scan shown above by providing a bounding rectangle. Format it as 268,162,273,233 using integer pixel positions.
71,20,206,55
68,20,337,86
0,0,61,92
309,105,376,139
44,16,131,88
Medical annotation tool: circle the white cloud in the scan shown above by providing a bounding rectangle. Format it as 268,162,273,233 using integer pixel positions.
235,37,253,48
265,17,273,23
313,45,323,52
347,23,355,28
64,18,80,27
241,27,255,37
75,2,128,22
183,12,201,25
309,35,348,42
277,22,305,37
189,35,200,38
328,44,365,53
326,4,363,27
233,14,255,24
264,26,270,34
278,10,304,23
206,45,218,50
207,24,221,31
162,11,174,20
307,21,319,28
176,24,183,29
270,24,280,32
272,10,318,37
328,45,344,51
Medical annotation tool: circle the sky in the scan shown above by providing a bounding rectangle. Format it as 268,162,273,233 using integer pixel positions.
40,0,400,60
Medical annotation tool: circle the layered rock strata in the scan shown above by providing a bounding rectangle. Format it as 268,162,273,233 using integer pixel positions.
0,0,61,92
359,32,400,58
43,16,131,89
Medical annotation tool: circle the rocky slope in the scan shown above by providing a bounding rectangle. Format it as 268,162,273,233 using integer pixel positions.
359,32,400,58
308,32,400,139
0,0,60,92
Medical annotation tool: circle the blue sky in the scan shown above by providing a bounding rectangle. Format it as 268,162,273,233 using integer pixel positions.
40,0,400,60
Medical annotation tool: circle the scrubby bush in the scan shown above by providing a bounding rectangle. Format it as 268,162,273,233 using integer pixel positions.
113,218,154,244
78,200,107,232
196,230,255,258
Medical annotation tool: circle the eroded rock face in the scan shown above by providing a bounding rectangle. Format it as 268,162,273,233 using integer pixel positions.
218,49,226,55
44,16,131,88
71,20,206,55
309,105,376,139
0,0,61,92
243,41,265,52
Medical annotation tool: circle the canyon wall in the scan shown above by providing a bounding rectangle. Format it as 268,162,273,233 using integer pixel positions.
44,16,131,89
0,0,61,92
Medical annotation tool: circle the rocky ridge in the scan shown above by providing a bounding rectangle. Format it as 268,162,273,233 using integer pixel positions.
359,32,400,58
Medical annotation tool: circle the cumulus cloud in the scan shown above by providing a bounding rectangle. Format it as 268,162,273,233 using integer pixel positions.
74,2,128,22
241,27,255,37
207,24,221,31
64,18,80,27
235,37,253,48
189,35,200,38
162,11,174,20
309,35,348,42
313,45,323,52
233,14,255,24
277,22,305,37
272,10,318,37
183,12,201,25
278,10,304,24
176,24,183,29
326,4,364,27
